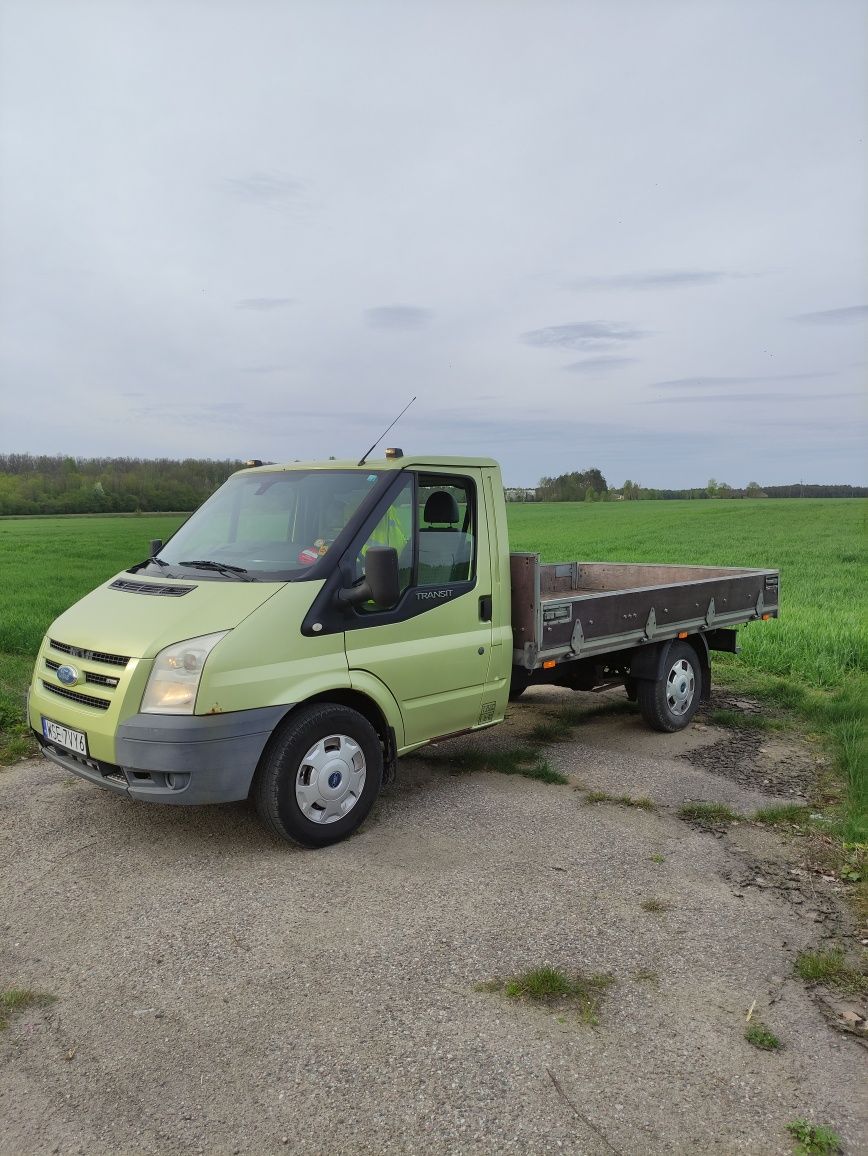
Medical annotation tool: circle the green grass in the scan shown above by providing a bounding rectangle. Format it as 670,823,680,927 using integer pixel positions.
520,703,635,749
753,804,815,829
585,791,657,811
640,897,671,913
478,966,614,1024
709,708,777,731
677,802,740,827
0,988,57,1029
0,514,186,656
787,1119,843,1155
425,744,569,785
744,1021,782,1051
793,948,868,994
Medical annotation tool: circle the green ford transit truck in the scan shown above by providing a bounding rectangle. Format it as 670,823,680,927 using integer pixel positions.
28,452,779,847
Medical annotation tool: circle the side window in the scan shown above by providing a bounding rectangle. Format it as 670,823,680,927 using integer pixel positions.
417,475,476,586
353,475,415,601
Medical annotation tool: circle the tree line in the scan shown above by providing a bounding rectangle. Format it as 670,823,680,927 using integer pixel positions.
0,456,864,516
513,469,866,502
0,454,243,515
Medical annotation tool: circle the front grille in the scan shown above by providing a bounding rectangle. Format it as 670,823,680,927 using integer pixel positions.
41,681,111,711
49,639,130,668
110,579,195,597
46,658,119,688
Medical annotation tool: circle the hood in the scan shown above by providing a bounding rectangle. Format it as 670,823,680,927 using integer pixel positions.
47,572,284,660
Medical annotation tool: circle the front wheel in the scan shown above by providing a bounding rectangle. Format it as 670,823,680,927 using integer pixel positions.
636,641,701,733
254,703,383,846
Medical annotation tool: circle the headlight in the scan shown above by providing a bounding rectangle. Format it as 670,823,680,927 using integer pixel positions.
140,632,228,715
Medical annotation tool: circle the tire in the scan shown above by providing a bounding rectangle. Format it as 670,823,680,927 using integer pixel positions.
636,641,701,733
254,703,383,847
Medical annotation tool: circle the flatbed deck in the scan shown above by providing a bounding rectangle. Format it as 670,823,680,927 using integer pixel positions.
511,554,780,670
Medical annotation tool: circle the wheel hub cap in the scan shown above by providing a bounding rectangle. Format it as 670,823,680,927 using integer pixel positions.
666,658,696,715
295,734,367,824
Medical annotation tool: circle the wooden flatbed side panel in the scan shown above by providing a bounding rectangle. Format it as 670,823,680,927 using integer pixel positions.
509,553,539,651
539,562,580,595
538,561,760,596
540,571,778,651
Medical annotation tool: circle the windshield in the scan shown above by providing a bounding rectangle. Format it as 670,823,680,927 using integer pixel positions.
155,470,381,580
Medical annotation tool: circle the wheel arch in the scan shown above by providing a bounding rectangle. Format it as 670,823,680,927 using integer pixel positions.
251,687,400,796
630,634,710,702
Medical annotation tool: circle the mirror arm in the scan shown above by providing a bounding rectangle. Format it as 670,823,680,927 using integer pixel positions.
337,579,372,607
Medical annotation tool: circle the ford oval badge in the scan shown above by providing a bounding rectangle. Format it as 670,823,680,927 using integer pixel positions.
56,664,80,686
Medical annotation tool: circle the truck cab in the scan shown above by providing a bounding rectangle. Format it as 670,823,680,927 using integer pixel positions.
29,453,514,845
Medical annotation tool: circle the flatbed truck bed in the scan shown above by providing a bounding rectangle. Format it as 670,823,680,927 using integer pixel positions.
509,554,779,716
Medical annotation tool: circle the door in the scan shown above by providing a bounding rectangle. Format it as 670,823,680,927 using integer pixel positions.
343,468,494,747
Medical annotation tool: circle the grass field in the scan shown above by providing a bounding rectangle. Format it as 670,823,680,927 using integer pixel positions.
1,501,865,838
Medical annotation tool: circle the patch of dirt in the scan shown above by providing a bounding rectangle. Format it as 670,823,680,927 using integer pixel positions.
683,691,817,798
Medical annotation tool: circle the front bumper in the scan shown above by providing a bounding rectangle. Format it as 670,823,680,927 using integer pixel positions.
34,705,291,804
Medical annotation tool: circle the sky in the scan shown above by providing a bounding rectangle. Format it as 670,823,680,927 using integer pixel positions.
0,0,866,488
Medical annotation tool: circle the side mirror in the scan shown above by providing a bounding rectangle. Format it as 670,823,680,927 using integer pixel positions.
149,538,163,557
338,546,400,608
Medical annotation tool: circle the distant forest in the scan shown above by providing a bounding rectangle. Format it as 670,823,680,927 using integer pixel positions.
524,470,867,502
0,455,865,515
0,454,242,515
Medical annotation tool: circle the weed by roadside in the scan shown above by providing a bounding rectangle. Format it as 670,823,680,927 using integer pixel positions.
584,791,656,810
0,988,56,1029
477,966,614,1024
524,700,635,746
526,721,567,744
0,654,35,765
786,1118,843,1155
744,1021,782,1051
710,708,779,732
640,898,671,913
424,745,569,785
677,802,739,829
753,804,815,830
793,948,868,995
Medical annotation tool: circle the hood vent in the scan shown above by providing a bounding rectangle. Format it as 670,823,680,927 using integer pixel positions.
110,579,195,597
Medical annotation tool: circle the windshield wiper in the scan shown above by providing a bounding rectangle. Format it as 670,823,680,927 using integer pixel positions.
149,555,169,567
178,559,254,582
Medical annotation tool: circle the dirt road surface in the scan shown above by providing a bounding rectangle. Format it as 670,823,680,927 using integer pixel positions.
2,688,865,1155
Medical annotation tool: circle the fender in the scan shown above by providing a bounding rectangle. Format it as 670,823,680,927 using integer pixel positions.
346,668,407,750
629,635,711,702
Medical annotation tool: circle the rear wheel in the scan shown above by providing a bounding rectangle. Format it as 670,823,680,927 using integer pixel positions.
254,703,383,846
636,641,701,732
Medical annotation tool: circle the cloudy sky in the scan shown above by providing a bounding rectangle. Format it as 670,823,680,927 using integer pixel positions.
1,0,865,487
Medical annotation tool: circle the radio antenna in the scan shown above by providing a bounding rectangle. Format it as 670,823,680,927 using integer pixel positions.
357,396,417,466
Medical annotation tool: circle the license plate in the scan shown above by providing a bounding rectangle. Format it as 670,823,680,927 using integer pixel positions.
42,717,88,757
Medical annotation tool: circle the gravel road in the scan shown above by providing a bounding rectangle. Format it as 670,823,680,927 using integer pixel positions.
2,688,865,1155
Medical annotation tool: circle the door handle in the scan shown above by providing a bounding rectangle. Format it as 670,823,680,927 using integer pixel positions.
479,595,492,622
